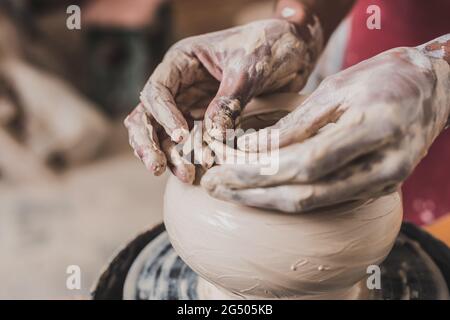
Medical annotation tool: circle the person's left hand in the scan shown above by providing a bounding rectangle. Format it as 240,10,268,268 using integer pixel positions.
125,18,324,183
201,40,450,213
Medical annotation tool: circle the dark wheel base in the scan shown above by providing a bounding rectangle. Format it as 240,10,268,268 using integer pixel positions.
92,222,450,300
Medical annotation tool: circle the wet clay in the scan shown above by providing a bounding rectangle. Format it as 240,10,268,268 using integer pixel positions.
164,176,402,299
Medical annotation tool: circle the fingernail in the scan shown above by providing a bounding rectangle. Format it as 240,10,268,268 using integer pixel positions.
151,163,166,176
144,157,166,176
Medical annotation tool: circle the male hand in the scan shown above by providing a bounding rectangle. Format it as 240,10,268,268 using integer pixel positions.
125,18,323,183
202,36,450,212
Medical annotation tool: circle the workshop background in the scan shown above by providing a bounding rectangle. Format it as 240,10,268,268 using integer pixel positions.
0,0,449,299
0,0,279,300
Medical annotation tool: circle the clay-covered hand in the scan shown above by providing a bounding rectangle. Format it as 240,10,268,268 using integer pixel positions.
201,35,450,212
124,18,323,183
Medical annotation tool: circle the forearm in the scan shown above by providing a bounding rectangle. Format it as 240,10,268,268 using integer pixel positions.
274,0,355,43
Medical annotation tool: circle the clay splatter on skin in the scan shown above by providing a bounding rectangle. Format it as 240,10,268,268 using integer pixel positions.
203,35,450,213
425,39,450,64
126,18,324,183
124,104,166,175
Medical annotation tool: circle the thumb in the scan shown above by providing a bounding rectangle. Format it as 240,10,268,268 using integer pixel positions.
237,94,342,152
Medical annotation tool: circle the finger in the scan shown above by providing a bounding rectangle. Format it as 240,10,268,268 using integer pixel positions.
203,130,283,175
140,50,196,143
204,69,254,141
197,125,216,169
204,148,406,213
202,112,399,191
182,122,215,169
209,106,400,190
237,93,343,152
205,95,242,141
161,136,196,184
201,140,301,191
124,104,167,176
201,144,215,169
288,108,400,182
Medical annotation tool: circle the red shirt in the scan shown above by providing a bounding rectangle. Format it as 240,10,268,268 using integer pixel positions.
344,0,450,225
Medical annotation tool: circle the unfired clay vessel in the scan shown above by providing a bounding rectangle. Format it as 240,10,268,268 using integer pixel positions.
164,93,403,300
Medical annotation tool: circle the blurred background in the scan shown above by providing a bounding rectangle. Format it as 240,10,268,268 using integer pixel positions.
2,0,450,300
0,0,277,299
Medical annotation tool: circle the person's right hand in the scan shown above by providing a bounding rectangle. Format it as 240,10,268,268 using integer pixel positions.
201,36,450,212
124,18,324,183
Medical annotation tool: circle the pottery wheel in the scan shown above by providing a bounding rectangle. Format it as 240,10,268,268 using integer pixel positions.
92,223,450,300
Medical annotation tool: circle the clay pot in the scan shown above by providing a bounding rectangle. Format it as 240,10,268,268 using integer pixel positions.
163,93,403,299
164,176,402,299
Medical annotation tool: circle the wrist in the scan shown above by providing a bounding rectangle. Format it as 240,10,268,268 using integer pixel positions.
275,0,355,42
275,0,310,32
274,0,324,67
274,0,320,42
